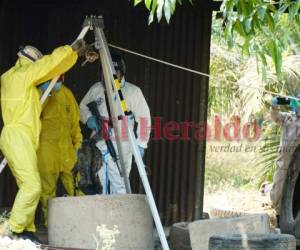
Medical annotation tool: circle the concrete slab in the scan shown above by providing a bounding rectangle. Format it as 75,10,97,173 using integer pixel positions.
189,213,270,250
40,246,90,250
48,194,154,250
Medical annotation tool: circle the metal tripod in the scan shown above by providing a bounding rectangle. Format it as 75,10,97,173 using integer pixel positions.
83,15,169,250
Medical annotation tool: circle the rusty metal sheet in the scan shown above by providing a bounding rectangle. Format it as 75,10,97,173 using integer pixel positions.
0,0,212,225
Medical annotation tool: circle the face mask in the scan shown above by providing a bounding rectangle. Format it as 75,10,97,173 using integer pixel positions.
53,82,62,91
121,77,125,88
39,81,50,92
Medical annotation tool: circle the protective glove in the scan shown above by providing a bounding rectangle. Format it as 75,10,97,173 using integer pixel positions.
101,149,110,163
138,146,145,158
71,39,86,56
53,82,62,92
87,116,100,133
289,98,300,108
81,49,99,67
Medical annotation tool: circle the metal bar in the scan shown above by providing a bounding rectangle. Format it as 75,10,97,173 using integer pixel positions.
194,5,213,220
92,16,169,250
93,21,132,193
73,25,90,45
100,54,132,193
0,158,7,174
40,75,60,103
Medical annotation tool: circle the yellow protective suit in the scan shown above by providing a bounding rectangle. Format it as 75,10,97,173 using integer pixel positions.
37,85,82,226
0,46,78,233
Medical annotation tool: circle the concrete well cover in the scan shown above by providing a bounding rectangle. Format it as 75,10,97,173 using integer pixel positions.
48,194,154,250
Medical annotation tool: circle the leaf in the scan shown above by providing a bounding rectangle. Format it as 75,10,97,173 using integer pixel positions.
289,1,300,20
151,0,157,13
257,6,266,21
265,10,275,31
170,0,176,14
224,20,234,47
236,1,243,16
148,12,154,25
267,40,282,76
242,38,250,56
252,12,262,31
222,0,235,15
134,0,142,6
276,2,291,15
258,51,267,66
177,0,182,5
242,17,252,34
225,0,235,12
164,0,171,23
233,20,246,37
156,0,164,22
145,0,152,10
267,3,277,13
275,44,282,76
240,0,250,17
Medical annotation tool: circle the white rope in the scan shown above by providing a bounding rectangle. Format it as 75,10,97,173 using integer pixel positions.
108,43,211,78
108,43,300,102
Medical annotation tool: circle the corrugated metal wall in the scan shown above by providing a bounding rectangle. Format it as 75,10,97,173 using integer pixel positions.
0,0,212,225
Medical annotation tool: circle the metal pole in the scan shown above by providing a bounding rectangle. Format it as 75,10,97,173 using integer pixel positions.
99,50,132,193
126,124,170,250
194,6,212,220
92,16,169,250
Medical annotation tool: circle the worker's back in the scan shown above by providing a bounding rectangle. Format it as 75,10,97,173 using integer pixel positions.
1,58,41,148
38,85,81,173
40,85,74,140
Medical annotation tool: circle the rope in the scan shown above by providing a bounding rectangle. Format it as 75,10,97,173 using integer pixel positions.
108,43,300,102
108,43,211,78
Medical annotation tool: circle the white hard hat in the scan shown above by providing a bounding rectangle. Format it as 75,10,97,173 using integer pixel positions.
17,45,43,62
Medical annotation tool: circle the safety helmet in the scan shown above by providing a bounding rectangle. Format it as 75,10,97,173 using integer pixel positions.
17,45,43,62
111,54,126,75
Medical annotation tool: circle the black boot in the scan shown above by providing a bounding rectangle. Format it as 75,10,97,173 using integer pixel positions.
12,231,42,244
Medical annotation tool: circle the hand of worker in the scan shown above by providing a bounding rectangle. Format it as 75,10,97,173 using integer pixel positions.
101,149,110,163
87,116,100,133
71,39,86,56
81,50,99,67
138,146,145,158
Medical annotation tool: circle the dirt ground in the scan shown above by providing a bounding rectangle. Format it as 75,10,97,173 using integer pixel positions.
204,188,277,229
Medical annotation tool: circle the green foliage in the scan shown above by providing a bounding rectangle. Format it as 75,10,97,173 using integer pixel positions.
210,15,300,186
210,14,300,117
254,122,280,186
221,0,300,76
209,43,245,116
132,0,192,24
209,16,247,116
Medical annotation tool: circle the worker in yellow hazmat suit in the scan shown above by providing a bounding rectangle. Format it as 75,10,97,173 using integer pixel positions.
0,40,84,241
37,74,82,226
